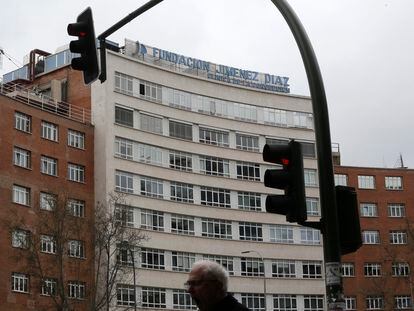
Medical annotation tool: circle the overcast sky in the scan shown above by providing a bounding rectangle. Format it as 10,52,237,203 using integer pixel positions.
1,0,413,168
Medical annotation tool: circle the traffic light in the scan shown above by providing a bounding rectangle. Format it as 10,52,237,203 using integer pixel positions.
335,186,362,255
263,140,307,223
67,7,99,84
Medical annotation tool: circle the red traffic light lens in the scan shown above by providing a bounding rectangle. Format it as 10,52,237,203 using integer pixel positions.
281,158,290,165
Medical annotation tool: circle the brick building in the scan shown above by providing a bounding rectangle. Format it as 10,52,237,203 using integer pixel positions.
334,165,414,310
0,50,94,310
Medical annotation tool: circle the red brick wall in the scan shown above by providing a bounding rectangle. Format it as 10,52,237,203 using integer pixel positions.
0,93,94,310
335,165,414,310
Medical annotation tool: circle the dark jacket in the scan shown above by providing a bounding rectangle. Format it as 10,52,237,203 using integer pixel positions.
212,294,250,311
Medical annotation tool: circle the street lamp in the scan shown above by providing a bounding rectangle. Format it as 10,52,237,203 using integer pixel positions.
120,241,137,311
241,250,267,311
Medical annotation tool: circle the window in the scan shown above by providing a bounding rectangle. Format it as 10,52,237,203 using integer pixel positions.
202,255,234,275
304,295,324,311
140,248,165,270
169,120,192,140
170,182,194,203
141,287,166,308
300,228,321,245
236,162,260,181
293,112,311,128
169,150,192,171
13,147,31,168
172,251,196,272
68,199,85,217
41,278,57,296
12,273,29,293
304,169,318,187
241,293,265,311
68,281,85,299
138,79,162,102
388,203,406,218
362,230,380,244
302,261,322,279
241,258,264,277
114,137,133,160
15,111,32,133
364,263,381,277
41,121,58,141
68,240,85,258
385,176,403,190
238,192,261,211
392,262,410,276
200,186,231,208
166,88,192,111
389,231,407,244
366,296,384,310
171,214,194,235
115,72,133,95
68,129,85,149
41,156,58,176
40,235,56,254
68,163,85,183
341,263,355,277
138,143,162,165
13,185,30,206
300,141,316,158
115,106,134,127
264,108,287,126
236,134,259,152
395,296,412,309
140,113,162,134
117,244,134,266
334,174,348,186
141,209,164,231
272,260,296,278
114,205,134,227
199,127,229,147
117,285,136,306
115,171,133,193
201,218,232,239
234,102,257,122
273,294,297,311
306,198,320,216
140,176,163,198
358,175,375,189
239,222,263,241
360,203,378,217
270,225,294,244
12,229,29,249
40,192,57,211
345,297,357,310
172,289,197,310
199,156,229,177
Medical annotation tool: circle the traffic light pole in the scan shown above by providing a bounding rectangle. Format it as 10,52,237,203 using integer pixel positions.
269,1,344,310
97,0,165,83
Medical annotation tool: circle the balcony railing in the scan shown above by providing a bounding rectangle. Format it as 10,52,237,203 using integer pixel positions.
0,82,91,124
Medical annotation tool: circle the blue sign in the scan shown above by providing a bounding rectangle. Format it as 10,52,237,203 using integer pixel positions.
125,40,290,94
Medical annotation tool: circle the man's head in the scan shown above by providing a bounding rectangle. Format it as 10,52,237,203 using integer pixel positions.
186,260,229,311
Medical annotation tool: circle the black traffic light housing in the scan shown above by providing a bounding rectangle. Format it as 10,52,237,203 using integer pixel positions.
67,7,99,84
263,140,307,223
336,185,362,255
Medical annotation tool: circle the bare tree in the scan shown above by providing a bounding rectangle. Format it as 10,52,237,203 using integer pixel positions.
91,193,147,311
358,219,414,311
6,192,89,311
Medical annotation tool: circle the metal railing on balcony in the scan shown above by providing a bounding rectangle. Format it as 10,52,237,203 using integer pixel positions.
0,82,91,124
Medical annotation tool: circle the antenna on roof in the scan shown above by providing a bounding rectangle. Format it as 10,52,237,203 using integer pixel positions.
394,153,407,169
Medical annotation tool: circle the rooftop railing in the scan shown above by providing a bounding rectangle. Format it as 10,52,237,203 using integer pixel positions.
0,82,91,124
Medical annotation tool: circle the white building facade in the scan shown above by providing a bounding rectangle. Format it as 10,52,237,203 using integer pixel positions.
92,40,325,311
